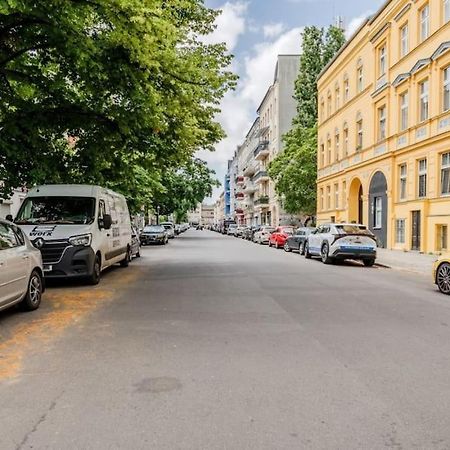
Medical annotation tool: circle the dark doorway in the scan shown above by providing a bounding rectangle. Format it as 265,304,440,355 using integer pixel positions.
358,186,363,224
368,171,388,248
411,210,421,251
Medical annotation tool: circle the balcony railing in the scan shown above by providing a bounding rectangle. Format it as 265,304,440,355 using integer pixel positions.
235,176,245,185
254,141,270,160
254,170,269,183
254,196,269,206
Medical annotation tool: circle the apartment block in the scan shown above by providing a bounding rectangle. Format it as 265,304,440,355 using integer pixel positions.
317,0,450,253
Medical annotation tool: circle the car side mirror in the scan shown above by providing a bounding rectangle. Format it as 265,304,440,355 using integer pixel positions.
100,214,112,230
5,214,13,222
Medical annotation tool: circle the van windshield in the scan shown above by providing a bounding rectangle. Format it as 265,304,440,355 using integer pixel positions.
16,197,96,225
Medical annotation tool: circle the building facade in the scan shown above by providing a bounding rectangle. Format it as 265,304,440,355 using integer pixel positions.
0,187,27,219
317,0,450,253
225,55,300,227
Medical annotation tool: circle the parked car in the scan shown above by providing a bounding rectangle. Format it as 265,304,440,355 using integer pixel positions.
140,225,168,245
253,226,276,244
0,219,44,312
131,225,141,258
305,223,377,266
268,226,295,249
433,255,450,295
227,224,238,236
284,227,316,254
174,224,182,235
14,184,132,285
160,222,175,239
221,219,237,235
242,226,256,241
235,226,246,238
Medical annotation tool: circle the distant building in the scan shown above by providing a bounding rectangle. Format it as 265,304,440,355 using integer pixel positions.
201,204,215,227
0,187,27,219
188,205,201,225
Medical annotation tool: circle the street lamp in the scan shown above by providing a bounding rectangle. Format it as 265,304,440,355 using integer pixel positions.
156,205,160,225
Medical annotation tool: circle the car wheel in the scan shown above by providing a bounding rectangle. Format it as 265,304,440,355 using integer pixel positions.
437,263,450,295
120,246,131,267
21,270,43,311
321,243,333,265
363,259,375,267
283,243,291,252
304,242,312,259
88,254,101,285
268,241,272,247
275,241,279,249
299,242,305,255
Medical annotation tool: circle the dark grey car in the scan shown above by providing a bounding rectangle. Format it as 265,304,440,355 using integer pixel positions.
140,225,168,245
284,227,316,254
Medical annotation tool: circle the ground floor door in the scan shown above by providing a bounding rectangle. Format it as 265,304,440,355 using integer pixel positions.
411,210,421,251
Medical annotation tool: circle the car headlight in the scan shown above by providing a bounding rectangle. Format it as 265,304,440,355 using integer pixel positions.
69,234,92,247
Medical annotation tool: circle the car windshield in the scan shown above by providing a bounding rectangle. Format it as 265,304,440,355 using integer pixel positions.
281,227,294,234
162,224,173,229
263,227,275,232
229,224,237,229
335,225,373,235
15,196,96,225
144,226,165,233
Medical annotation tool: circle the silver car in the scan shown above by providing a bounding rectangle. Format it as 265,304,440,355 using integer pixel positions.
253,226,276,244
0,219,44,312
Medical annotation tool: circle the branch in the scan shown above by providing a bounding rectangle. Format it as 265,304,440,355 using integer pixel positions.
0,43,50,67
161,69,208,86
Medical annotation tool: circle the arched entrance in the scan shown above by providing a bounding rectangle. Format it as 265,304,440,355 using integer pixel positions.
368,171,388,248
348,178,363,224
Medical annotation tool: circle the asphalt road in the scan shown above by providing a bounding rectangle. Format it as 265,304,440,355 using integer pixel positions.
1,230,450,449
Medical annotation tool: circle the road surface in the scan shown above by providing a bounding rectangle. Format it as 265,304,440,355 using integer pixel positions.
1,230,450,449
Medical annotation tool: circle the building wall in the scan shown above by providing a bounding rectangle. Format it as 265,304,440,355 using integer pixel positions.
0,188,27,219
317,0,450,253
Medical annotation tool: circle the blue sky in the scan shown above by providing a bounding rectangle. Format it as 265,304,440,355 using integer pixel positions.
199,0,385,202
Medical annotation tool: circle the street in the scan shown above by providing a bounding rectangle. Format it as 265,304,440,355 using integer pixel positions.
1,229,450,449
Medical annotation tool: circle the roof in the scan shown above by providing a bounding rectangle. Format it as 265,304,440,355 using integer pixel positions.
27,184,125,199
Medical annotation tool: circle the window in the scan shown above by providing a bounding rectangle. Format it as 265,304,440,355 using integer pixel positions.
379,44,387,76
400,164,407,200
342,181,347,208
335,85,340,110
444,67,450,112
418,158,427,198
326,186,331,209
320,143,325,167
320,188,324,210
320,98,324,121
419,79,429,122
400,23,409,57
356,118,363,150
437,224,448,251
344,76,350,101
335,130,340,162
420,4,430,42
445,0,450,23
374,197,382,229
400,92,409,131
343,124,349,157
378,105,387,141
0,223,20,250
357,66,363,93
327,91,332,117
396,219,406,243
334,183,339,209
327,135,332,165
441,152,450,195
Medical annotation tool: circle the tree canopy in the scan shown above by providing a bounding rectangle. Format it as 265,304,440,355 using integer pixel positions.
0,0,236,214
268,25,345,217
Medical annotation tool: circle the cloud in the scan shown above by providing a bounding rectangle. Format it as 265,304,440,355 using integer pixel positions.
263,22,286,38
201,1,248,52
345,12,371,39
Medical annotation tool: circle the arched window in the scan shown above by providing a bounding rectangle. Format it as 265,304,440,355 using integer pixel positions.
335,82,340,110
327,90,332,117
356,112,363,150
343,122,349,157
343,73,349,102
335,127,340,162
327,133,332,164
356,58,364,93
320,97,325,121
320,140,325,168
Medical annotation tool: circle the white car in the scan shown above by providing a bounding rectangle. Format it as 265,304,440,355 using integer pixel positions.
227,224,238,236
305,223,377,266
0,219,44,312
253,226,276,244
160,222,175,239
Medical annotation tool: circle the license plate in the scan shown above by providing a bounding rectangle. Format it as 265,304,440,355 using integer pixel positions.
43,265,53,272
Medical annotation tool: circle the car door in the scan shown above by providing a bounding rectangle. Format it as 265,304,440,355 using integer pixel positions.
294,230,304,250
309,227,322,254
0,223,29,307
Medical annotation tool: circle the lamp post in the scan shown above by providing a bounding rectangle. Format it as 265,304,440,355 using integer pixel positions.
156,205,160,225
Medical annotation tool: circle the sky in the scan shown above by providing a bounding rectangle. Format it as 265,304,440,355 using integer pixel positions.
198,0,385,203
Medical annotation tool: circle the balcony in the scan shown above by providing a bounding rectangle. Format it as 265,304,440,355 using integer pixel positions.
243,181,257,194
243,162,257,177
254,170,269,184
254,141,270,160
254,196,270,208
235,192,245,200
235,176,245,186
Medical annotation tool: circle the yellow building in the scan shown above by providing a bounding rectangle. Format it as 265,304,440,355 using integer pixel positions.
317,0,450,253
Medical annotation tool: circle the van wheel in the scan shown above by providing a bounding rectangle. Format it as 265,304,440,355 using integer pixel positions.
88,255,101,285
21,270,43,311
120,246,131,267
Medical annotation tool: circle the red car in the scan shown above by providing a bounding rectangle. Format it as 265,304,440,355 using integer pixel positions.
268,226,295,249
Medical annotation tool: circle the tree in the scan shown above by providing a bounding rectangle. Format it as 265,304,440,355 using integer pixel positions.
0,0,236,206
269,25,345,219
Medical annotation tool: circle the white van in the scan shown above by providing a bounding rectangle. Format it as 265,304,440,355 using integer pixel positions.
14,185,132,284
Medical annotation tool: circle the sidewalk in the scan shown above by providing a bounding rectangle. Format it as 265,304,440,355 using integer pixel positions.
376,248,437,277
